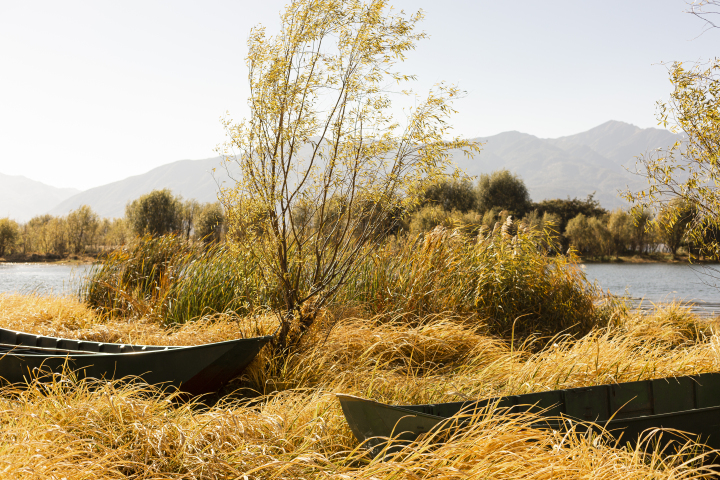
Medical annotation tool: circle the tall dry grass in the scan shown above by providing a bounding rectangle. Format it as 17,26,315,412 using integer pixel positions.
0,293,718,478
0,293,276,346
342,225,610,338
2,377,715,479
83,225,612,341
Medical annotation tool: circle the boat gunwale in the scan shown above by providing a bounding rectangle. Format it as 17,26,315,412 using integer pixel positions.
337,374,720,426
0,326,275,358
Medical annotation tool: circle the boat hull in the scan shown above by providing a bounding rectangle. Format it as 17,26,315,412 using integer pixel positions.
0,328,273,396
338,372,720,453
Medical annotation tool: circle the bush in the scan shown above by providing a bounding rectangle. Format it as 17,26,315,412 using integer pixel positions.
476,169,532,217
408,205,483,235
66,205,100,254
532,194,607,233
344,219,606,339
195,202,225,244
85,222,606,340
408,205,452,234
565,213,612,258
125,189,182,237
418,178,476,213
83,235,270,324
607,208,633,258
0,218,19,256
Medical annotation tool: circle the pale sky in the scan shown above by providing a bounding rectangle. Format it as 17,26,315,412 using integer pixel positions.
0,0,716,190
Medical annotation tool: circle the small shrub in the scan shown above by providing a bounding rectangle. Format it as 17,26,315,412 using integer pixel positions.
344,219,606,339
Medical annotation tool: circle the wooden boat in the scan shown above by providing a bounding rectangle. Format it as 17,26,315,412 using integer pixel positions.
338,372,720,453
0,326,273,395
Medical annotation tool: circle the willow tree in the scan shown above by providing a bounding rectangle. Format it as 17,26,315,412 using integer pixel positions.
625,59,720,258
688,0,720,32
219,0,478,347
625,0,720,257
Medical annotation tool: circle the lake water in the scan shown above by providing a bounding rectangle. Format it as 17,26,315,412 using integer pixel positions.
582,263,720,315
1,261,720,314
0,263,91,296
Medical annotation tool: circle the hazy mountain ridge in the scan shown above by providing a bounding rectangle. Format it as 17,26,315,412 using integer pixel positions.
451,120,682,209
0,120,684,221
47,157,235,219
0,173,80,222
547,121,680,166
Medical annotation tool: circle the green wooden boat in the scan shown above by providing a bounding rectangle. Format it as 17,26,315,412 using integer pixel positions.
338,372,720,453
0,326,273,395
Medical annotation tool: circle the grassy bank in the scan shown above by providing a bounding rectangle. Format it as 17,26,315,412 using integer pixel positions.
83,228,611,339
0,252,98,264
578,253,702,264
0,227,718,478
0,294,719,478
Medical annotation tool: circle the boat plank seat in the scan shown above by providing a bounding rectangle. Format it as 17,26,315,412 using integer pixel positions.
100,344,121,353
37,337,58,349
57,339,80,350
0,330,16,345
652,376,695,414
79,342,99,352
16,333,38,347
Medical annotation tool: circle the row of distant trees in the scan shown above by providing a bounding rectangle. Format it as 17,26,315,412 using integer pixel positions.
406,169,703,259
0,172,703,260
407,170,604,233
564,200,713,259
406,170,603,241
0,189,225,258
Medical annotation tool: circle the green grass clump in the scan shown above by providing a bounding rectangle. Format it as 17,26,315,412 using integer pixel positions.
83,235,190,318
83,235,271,324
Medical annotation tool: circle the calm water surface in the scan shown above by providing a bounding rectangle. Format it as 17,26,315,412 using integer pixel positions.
0,263,91,296
581,263,720,314
2,261,720,314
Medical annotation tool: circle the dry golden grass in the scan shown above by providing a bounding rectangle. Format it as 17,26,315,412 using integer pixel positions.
0,293,276,345
0,293,719,478
2,380,715,480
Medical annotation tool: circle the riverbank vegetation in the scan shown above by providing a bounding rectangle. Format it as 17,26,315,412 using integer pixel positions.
0,190,225,262
0,217,713,477
0,0,718,476
1,287,719,478
0,176,707,265
82,224,607,337
0,156,708,266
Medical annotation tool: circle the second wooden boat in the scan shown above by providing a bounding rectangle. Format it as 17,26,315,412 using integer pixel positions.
0,327,273,395
338,372,720,453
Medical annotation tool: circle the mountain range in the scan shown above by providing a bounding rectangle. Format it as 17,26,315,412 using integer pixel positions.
1,120,682,222
47,158,235,219
0,173,80,222
451,120,680,209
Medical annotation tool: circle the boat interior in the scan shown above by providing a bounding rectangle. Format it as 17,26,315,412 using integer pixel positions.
0,327,175,356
